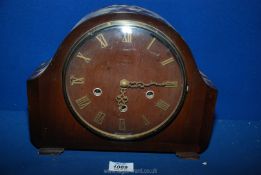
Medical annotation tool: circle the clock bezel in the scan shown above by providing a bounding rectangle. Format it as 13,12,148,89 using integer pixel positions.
62,20,188,140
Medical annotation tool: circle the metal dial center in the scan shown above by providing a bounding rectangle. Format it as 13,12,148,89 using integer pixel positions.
120,79,129,88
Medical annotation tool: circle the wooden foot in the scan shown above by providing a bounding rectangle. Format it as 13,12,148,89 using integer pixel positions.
38,148,64,155
176,152,200,160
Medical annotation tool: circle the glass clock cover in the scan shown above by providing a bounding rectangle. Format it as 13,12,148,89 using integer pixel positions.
63,22,186,140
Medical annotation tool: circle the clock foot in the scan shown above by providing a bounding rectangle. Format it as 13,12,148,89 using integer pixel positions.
38,148,64,155
176,152,200,160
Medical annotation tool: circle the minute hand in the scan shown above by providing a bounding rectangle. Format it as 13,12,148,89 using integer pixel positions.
127,81,178,88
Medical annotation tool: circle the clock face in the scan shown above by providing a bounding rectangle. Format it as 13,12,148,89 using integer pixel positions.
63,21,186,140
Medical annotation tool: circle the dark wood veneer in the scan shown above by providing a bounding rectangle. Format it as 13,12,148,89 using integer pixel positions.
27,5,217,154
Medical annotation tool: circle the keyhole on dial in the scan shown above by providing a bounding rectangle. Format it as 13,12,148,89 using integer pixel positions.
93,88,102,96
146,90,154,99
119,105,128,112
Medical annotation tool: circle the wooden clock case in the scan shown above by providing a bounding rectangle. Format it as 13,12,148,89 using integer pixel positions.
27,5,217,157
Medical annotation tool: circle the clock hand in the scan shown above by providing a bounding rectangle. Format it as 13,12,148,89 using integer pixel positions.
115,87,128,112
116,79,177,112
120,79,178,88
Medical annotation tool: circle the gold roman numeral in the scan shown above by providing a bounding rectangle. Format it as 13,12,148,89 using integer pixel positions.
160,57,174,66
147,37,156,50
93,112,105,125
155,99,170,111
76,52,91,63
96,33,108,48
118,118,126,131
70,75,85,85
142,115,150,126
75,95,91,109
122,33,132,43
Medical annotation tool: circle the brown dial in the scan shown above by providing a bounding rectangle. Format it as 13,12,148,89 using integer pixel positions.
63,21,186,140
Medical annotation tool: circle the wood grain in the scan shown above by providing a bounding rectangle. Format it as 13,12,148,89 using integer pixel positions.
27,6,217,154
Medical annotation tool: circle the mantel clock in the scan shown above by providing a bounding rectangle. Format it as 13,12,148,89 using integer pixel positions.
27,5,217,158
